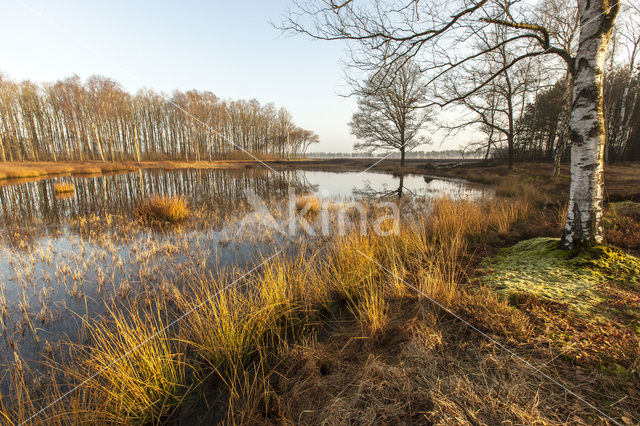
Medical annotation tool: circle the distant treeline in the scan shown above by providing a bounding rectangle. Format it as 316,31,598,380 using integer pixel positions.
306,149,472,159
513,65,640,162
0,75,319,162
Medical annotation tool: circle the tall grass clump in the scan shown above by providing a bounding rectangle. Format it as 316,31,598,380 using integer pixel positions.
295,195,321,218
73,304,187,423
0,305,187,425
53,182,75,194
177,257,316,383
135,196,189,225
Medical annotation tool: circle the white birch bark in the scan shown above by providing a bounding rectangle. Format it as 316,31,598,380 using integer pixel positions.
562,0,619,249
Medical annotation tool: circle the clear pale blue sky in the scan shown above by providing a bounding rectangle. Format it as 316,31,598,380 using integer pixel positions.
0,0,463,152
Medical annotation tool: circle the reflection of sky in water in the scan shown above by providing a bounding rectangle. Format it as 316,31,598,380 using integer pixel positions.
0,168,491,383
302,171,490,200
0,169,490,229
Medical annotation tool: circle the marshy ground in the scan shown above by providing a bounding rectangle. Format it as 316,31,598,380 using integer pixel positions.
0,161,638,425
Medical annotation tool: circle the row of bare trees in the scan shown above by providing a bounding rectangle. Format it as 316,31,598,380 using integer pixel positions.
455,0,639,170
0,75,318,162
514,64,640,164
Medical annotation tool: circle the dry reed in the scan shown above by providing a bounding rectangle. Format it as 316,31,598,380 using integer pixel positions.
2,188,598,425
53,183,75,194
135,196,190,224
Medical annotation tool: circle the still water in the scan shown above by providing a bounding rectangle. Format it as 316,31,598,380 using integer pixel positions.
0,167,490,383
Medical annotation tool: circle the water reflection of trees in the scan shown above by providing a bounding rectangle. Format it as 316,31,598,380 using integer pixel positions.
352,175,415,199
0,168,313,228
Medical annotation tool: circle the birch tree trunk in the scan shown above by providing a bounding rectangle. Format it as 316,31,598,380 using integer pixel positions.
552,73,574,178
561,0,619,249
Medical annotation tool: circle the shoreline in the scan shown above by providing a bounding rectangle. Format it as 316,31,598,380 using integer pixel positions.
2,159,639,202
0,158,482,186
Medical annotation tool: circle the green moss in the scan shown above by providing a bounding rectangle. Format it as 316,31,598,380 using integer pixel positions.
481,238,640,317
597,361,633,380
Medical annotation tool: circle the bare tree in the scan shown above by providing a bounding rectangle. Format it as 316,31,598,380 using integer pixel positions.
535,0,580,177
441,26,543,169
605,2,640,161
281,0,621,249
349,61,432,166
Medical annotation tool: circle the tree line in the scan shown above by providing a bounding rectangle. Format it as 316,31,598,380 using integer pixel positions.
0,75,319,162
496,63,640,164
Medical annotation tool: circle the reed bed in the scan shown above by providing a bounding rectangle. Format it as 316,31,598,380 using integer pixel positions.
0,162,140,181
0,191,592,425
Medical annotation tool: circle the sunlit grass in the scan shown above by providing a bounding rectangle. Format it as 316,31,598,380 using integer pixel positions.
135,196,190,225
0,162,139,182
0,188,538,423
53,183,75,194
75,304,187,424
295,195,321,218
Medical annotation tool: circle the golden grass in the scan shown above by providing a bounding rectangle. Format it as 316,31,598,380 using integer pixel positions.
53,183,75,194
75,304,187,423
135,196,190,225
4,177,636,424
295,195,321,218
72,166,103,175
0,159,279,184
0,161,138,181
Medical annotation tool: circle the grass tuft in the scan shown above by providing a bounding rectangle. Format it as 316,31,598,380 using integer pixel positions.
75,304,187,424
135,196,189,225
53,183,75,194
295,195,321,218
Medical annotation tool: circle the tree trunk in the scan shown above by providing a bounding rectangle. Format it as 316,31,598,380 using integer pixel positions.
507,133,514,170
400,143,406,167
561,0,618,249
506,77,515,170
484,128,493,160
133,125,141,163
552,73,574,178
0,135,5,162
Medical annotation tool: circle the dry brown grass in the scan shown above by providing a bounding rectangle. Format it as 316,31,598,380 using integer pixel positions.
295,195,321,218
269,295,635,425
0,161,138,181
53,183,75,194
135,196,190,224
2,167,639,424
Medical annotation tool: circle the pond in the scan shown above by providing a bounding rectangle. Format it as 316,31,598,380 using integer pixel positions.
0,167,490,387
